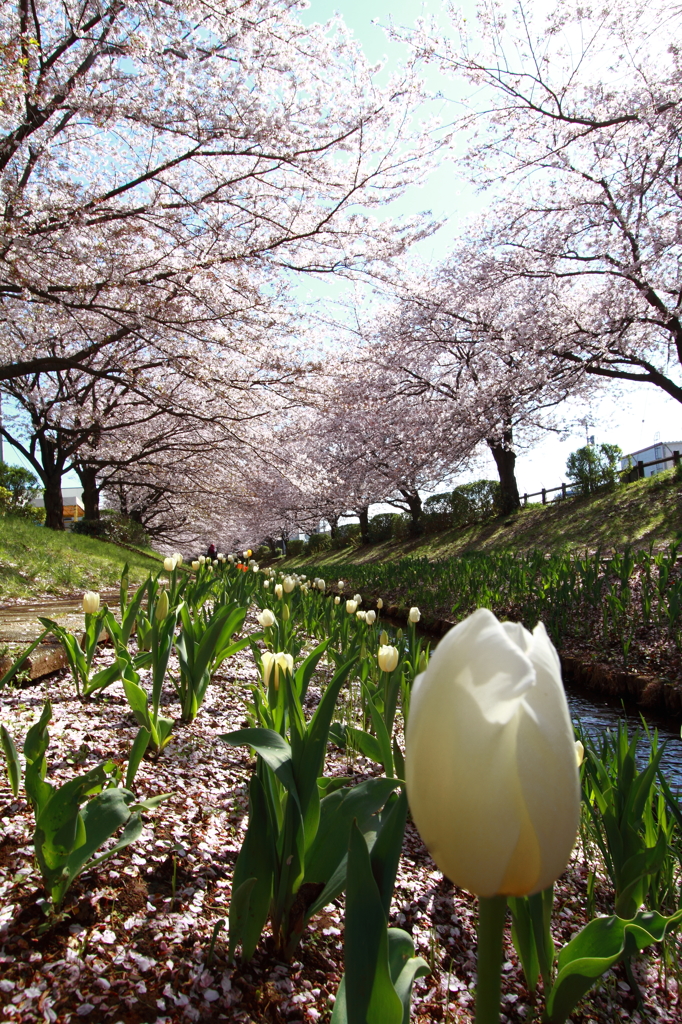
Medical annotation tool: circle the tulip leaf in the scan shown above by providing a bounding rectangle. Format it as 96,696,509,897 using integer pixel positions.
228,775,274,961
220,728,300,808
346,726,383,765
304,777,401,887
0,724,21,798
546,909,682,1024
343,820,403,1024
294,639,328,703
369,791,408,919
126,729,150,790
387,929,430,1024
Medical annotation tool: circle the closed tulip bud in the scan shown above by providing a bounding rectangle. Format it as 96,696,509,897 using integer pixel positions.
379,630,389,646
252,563,259,572
406,608,580,898
264,580,270,589
283,576,296,593
217,552,224,560
163,556,175,572
191,560,200,570
318,579,326,592
353,593,362,605
408,606,421,623
282,604,290,621
575,740,585,766
257,609,276,628
213,559,219,566
378,644,399,673
261,650,275,688
334,596,341,605
173,552,183,566
346,599,358,614
338,580,345,591
300,575,307,582
365,610,376,625
275,583,283,600
243,550,249,559
377,598,384,610
227,554,234,563
82,591,100,615
199,555,206,564
155,589,169,621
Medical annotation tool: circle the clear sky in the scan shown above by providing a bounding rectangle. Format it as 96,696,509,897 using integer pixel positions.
4,0,681,501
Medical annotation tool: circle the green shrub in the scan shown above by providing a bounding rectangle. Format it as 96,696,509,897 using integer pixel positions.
73,511,149,547
256,543,272,560
287,538,306,556
330,524,360,549
368,513,402,542
307,532,332,552
451,479,502,521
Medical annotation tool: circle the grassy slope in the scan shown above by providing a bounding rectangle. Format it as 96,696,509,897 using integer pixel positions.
288,470,682,569
0,516,164,600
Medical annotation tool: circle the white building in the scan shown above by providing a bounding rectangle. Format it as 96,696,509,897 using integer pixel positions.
620,441,682,478
31,486,85,527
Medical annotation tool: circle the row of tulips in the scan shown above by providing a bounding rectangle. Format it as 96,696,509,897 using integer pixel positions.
302,544,682,666
2,553,682,1021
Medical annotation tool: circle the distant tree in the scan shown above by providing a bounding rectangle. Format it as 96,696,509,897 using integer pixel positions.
0,462,39,508
566,444,623,497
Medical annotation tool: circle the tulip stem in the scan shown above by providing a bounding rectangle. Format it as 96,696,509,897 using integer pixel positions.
475,895,507,1024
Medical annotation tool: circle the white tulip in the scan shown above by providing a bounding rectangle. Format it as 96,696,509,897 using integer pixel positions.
317,578,326,592
377,645,399,673
338,580,345,591
191,560,200,571
199,555,206,564
283,576,296,593
264,580,270,589
356,610,366,621
405,608,580,898
261,650,294,690
82,591,100,615
346,599,358,614
377,598,384,610
227,555,235,563
575,740,585,766
353,593,362,605
365,610,376,625
275,583,284,600
163,556,175,572
252,563,259,572
257,609,276,628
408,606,421,623
172,552,183,566
334,596,341,605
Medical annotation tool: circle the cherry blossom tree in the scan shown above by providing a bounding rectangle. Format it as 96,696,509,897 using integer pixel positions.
402,0,682,409
0,0,442,391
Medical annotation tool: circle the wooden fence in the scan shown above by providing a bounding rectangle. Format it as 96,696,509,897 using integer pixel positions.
521,451,681,506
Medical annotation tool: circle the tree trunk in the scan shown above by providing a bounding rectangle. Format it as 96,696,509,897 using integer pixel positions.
400,488,423,536
77,464,100,520
358,506,370,544
487,432,520,515
328,515,339,539
43,469,64,530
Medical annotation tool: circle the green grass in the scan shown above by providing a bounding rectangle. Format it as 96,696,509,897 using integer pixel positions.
287,470,682,570
0,516,164,600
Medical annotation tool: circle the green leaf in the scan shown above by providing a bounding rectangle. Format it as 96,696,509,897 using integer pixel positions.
347,726,383,765
370,790,408,920
344,820,403,1024
122,674,151,730
508,896,540,994
0,626,51,689
23,700,53,815
546,908,682,1024
294,639,328,703
220,728,299,808
82,661,121,697
304,777,401,887
0,724,20,797
126,727,151,789
62,787,137,882
387,929,430,1024
228,775,275,961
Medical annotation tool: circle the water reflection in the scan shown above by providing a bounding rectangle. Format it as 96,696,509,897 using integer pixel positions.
567,684,682,788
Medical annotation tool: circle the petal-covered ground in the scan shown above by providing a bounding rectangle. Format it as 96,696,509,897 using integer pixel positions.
0,612,679,1024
